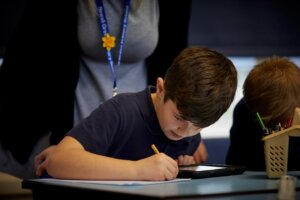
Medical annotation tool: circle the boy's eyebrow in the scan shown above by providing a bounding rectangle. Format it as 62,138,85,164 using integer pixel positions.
174,113,184,121
173,112,181,119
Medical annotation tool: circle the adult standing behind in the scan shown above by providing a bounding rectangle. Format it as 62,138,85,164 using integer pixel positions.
0,0,194,179
226,56,300,170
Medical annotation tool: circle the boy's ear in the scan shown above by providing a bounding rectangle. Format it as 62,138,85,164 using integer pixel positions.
156,77,165,97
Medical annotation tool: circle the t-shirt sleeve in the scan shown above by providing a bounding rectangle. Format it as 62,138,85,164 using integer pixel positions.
67,98,121,155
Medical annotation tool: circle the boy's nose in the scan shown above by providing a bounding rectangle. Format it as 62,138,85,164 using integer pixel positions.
177,122,201,136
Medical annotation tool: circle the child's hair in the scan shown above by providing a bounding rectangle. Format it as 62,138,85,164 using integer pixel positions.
163,46,237,128
243,56,300,126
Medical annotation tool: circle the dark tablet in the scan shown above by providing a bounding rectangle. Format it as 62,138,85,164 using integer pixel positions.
177,164,246,179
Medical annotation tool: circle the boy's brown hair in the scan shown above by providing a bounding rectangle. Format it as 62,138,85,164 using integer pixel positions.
163,46,237,127
243,56,300,127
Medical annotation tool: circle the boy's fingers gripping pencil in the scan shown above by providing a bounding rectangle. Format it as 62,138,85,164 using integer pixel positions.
151,144,160,154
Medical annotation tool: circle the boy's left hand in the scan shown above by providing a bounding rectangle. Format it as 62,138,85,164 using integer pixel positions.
193,140,208,163
177,140,208,166
177,155,196,166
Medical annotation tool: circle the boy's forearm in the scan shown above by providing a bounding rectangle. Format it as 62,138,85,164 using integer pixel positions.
46,137,178,181
47,149,137,180
47,149,179,181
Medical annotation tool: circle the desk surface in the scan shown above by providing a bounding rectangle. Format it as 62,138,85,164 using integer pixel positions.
23,171,300,200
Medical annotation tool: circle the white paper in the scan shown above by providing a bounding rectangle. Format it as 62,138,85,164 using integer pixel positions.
37,178,191,186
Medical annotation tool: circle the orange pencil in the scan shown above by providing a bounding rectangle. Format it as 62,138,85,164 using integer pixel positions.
151,144,160,154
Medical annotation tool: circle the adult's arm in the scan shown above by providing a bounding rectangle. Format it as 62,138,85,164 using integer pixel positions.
0,0,80,163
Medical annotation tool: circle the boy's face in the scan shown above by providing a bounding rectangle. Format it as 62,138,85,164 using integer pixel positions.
154,78,202,141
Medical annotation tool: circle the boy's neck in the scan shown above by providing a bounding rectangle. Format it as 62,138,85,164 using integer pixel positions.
151,93,158,113
151,93,157,104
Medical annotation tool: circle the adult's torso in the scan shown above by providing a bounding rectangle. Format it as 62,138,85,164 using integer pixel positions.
74,0,159,125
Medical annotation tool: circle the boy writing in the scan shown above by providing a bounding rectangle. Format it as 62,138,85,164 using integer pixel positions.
46,46,237,181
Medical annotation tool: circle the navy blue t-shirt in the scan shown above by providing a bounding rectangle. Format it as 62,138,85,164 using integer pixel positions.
67,86,201,160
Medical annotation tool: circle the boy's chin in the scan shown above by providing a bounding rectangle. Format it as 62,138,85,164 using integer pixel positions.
165,131,184,141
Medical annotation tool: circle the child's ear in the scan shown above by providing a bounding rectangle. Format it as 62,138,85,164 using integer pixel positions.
156,77,165,95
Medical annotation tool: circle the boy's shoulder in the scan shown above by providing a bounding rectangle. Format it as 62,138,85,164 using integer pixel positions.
102,87,156,125
108,87,153,110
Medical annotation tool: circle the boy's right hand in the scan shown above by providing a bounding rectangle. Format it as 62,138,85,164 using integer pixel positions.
135,153,178,181
34,145,57,177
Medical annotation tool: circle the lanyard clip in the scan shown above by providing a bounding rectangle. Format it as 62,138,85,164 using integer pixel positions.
113,87,118,97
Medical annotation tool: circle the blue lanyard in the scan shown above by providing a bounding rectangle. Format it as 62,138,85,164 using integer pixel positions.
95,0,131,96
